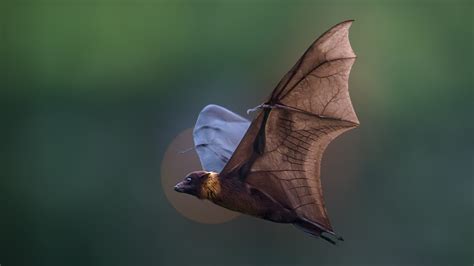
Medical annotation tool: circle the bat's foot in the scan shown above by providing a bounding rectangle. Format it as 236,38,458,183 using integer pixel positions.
294,217,344,245
320,232,344,245
320,234,337,245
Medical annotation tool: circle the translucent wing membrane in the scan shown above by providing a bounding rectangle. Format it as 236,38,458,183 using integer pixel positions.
220,21,359,232
193,104,250,173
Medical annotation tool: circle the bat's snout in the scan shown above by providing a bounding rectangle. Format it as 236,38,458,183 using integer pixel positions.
173,181,186,193
174,182,185,193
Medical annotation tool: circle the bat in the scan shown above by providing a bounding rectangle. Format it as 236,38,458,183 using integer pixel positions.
174,20,359,244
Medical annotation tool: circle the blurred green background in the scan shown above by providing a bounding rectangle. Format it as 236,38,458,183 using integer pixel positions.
1,0,472,265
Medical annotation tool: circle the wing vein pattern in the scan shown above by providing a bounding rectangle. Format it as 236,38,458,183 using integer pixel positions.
219,20,359,232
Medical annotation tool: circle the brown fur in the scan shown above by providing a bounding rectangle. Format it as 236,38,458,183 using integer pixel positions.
199,172,221,200
176,170,339,244
199,173,298,223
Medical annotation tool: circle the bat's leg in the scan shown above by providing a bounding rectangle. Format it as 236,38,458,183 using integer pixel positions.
325,231,344,241
319,234,337,245
293,224,337,245
293,223,337,245
293,217,344,245
299,216,345,241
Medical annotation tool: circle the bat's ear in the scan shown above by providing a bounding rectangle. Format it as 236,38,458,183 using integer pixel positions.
188,171,213,182
197,171,211,178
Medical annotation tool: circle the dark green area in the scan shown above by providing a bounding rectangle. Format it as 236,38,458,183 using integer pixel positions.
1,0,472,265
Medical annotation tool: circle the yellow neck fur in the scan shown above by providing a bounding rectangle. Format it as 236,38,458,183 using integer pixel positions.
200,172,221,200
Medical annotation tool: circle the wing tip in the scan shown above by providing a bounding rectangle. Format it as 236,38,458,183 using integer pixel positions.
329,19,354,32
313,19,356,60
338,18,355,25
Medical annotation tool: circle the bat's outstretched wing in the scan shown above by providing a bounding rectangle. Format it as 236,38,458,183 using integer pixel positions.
220,20,359,232
193,104,250,173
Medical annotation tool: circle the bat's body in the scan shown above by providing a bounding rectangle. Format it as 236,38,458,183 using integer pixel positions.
174,21,359,244
198,172,297,223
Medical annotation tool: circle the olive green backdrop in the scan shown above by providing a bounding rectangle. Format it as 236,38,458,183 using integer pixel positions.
1,0,472,265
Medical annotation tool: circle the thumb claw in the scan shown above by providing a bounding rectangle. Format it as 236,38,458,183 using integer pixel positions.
247,104,262,115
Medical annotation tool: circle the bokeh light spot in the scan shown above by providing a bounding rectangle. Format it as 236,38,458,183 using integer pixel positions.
161,128,240,224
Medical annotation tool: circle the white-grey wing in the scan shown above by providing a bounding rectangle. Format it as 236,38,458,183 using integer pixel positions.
193,104,250,173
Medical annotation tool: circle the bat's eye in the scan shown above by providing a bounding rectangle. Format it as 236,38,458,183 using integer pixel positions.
186,177,192,182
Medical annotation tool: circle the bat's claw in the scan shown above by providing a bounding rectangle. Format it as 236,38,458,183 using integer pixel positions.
246,105,262,115
247,104,274,115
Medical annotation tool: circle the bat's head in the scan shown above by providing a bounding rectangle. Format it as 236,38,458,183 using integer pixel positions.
174,170,214,198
